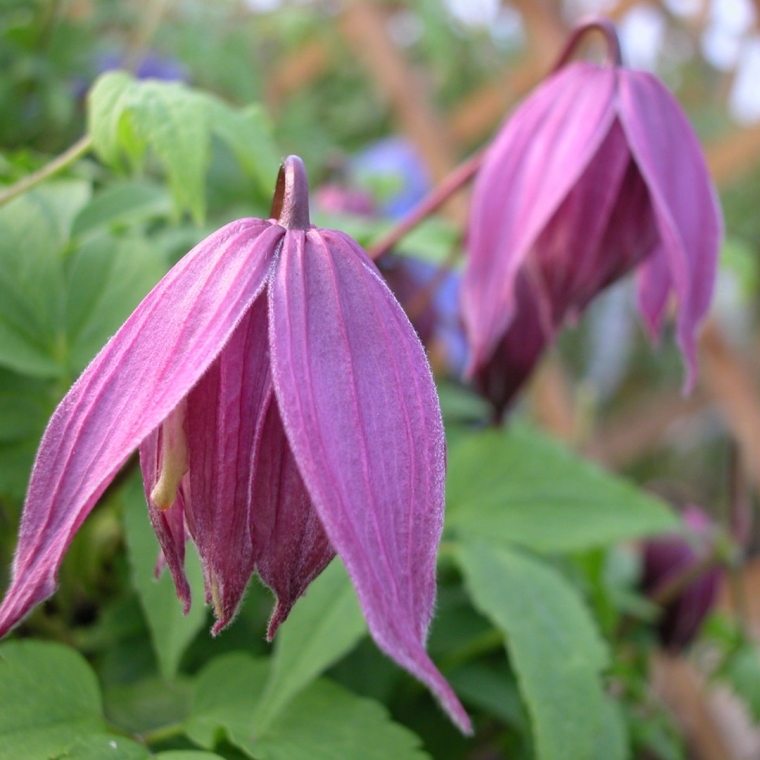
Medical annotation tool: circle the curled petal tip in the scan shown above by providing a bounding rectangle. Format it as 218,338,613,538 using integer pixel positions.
271,155,311,231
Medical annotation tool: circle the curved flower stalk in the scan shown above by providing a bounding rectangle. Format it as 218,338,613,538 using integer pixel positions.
462,17,722,419
0,156,471,734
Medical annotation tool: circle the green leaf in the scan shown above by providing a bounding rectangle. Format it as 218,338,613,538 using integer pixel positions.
155,753,226,760
594,697,629,760
65,233,167,371
0,640,104,760
104,677,193,736
185,653,270,749
87,72,280,221
457,542,610,760
87,71,141,168
446,424,677,552
62,734,149,759
186,653,428,760
253,558,367,730
72,180,173,237
123,476,207,681
247,679,429,760
209,102,280,195
719,641,760,722
0,181,90,376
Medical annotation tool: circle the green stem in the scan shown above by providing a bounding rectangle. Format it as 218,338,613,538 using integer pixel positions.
0,134,93,208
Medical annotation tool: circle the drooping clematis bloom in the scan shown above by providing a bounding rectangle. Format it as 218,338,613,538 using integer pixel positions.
462,17,722,420
641,506,722,652
0,156,471,734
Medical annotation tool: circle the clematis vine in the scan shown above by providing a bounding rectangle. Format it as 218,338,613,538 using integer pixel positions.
461,17,722,420
0,156,471,734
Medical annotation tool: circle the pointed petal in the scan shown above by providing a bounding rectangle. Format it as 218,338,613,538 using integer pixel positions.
139,426,191,612
0,219,283,637
182,294,273,633
250,394,335,640
618,69,722,390
636,245,671,342
462,62,617,369
270,228,471,733
525,118,632,323
474,271,551,420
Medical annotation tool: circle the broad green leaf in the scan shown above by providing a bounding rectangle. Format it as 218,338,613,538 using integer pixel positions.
0,181,91,376
0,368,51,443
447,663,527,729
123,476,207,681
63,735,149,759
209,102,280,194
718,640,760,722
87,71,141,168
72,179,173,236
65,232,167,371
0,640,104,760
185,653,269,749
446,424,677,552
87,71,280,221
246,679,429,760
594,697,629,760
156,753,226,759
186,653,428,760
253,558,367,730
457,542,609,760
104,677,193,736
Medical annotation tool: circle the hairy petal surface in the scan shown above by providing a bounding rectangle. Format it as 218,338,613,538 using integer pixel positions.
182,295,273,634
463,62,616,369
618,70,722,389
0,219,283,637
250,394,335,640
270,228,470,733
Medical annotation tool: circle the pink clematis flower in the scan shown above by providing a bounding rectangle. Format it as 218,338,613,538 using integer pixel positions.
0,156,471,734
462,17,722,420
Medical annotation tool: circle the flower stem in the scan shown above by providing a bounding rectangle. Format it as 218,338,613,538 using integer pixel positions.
0,134,93,208
552,16,623,72
367,149,484,260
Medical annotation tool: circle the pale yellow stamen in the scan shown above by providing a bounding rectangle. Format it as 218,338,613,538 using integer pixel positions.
150,400,189,511
210,574,223,620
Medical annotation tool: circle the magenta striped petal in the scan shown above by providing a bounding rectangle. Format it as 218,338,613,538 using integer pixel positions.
618,70,722,390
182,295,274,634
462,62,617,369
250,394,335,641
0,219,283,637
269,227,471,734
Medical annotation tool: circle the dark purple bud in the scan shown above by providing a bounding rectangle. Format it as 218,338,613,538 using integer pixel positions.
641,506,722,652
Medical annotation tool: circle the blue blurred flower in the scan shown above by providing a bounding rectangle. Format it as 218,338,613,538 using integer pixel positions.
352,137,430,219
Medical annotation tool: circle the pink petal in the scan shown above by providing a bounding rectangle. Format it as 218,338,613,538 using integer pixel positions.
636,245,671,343
525,118,631,324
270,228,471,734
0,219,283,636
463,62,617,369
182,295,273,634
618,69,722,391
250,394,335,641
